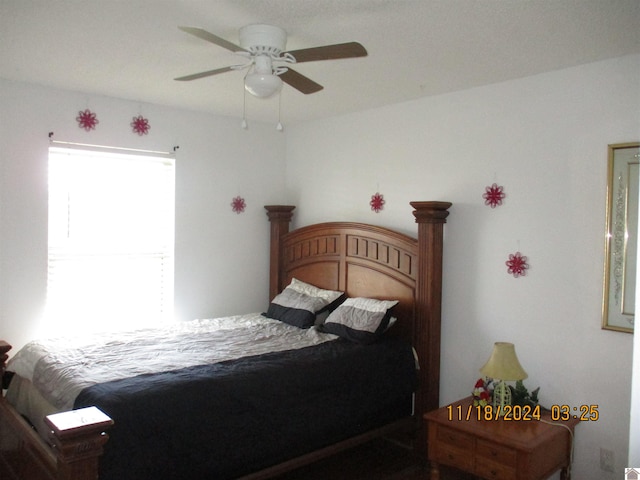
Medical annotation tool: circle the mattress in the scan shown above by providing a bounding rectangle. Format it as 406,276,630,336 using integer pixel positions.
6,313,418,479
8,313,334,412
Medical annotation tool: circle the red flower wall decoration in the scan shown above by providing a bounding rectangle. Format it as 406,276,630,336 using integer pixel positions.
76,109,99,131
483,183,505,208
231,196,246,214
131,115,150,136
370,192,385,213
506,252,529,278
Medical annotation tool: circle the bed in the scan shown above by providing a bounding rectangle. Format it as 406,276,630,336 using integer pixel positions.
0,200,451,480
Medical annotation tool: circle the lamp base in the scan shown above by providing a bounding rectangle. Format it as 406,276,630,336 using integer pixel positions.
492,381,511,416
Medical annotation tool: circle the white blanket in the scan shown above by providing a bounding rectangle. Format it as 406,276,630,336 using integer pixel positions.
8,313,337,411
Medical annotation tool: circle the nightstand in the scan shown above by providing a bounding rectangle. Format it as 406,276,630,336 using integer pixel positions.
424,397,579,480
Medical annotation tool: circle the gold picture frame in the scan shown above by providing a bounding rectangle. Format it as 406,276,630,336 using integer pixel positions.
603,142,640,333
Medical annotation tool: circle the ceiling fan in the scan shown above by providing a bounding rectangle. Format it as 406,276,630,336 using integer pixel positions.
175,24,367,98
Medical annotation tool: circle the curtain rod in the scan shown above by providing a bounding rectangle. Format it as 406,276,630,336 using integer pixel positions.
48,135,178,158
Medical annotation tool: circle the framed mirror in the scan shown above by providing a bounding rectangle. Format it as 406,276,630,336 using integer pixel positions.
603,142,640,333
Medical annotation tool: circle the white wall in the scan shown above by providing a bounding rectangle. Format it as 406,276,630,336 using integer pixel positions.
285,55,640,479
1,55,638,478
0,79,287,351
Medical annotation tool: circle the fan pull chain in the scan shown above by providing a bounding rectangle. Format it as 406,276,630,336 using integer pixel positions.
241,81,248,129
276,91,283,131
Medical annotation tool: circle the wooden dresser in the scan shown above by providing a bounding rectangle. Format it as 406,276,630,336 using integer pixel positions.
424,397,580,480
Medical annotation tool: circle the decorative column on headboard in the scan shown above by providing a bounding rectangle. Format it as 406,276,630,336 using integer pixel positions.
264,205,296,301
410,201,452,417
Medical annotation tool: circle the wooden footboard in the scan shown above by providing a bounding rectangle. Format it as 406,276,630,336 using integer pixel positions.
0,342,113,480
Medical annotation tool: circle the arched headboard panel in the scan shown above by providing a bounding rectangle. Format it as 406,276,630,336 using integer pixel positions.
278,223,419,342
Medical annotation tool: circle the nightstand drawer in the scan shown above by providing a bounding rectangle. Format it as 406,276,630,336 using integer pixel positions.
476,440,517,467
432,425,475,471
475,456,516,480
436,425,474,450
434,443,474,471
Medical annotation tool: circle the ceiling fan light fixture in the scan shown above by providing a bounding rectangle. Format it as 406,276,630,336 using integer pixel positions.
177,23,367,100
244,72,283,98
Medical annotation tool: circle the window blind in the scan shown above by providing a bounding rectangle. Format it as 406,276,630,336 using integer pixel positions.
47,146,175,332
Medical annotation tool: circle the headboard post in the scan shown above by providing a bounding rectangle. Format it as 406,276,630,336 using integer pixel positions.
410,201,452,417
264,205,296,300
0,341,11,392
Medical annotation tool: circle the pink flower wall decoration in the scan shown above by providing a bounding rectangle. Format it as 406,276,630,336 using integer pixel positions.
370,192,385,213
231,196,246,214
76,109,99,131
131,115,150,135
483,183,505,208
506,252,529,278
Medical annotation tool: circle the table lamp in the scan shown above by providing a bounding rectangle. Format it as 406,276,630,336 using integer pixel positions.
480,342,528,415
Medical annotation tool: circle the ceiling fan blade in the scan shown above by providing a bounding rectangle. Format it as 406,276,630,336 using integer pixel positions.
178,26,246,53
285,42,367,63
174,66,235,81
280,68,323,94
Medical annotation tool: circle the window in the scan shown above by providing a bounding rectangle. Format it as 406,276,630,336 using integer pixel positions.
46,145,175,333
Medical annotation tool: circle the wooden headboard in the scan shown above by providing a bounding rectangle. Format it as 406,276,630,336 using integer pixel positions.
264,201,452,418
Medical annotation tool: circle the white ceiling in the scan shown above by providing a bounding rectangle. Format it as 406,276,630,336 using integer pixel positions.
1,0,639,125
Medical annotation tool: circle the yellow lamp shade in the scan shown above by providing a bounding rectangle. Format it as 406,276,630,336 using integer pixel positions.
480,342,528,381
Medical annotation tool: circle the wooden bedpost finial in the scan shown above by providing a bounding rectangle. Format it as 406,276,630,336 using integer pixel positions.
264,205,295,222
410,201,452,223
45,406,114,480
